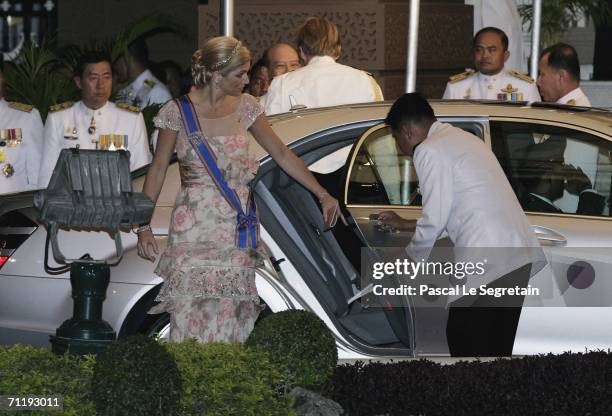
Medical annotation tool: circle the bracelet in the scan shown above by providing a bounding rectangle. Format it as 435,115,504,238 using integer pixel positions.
134,224,152,234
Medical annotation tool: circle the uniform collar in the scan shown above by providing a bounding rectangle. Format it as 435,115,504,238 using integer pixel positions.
78,100,110,116
130,69,154,90
557,87,583,104
307,55,336,66
477,67,506,82
0,98,7,109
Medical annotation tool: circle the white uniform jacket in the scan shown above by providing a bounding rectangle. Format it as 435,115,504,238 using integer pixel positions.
117,69,172,110
264,55,383,115
407,122,544,295
0,98,43,194
38,100,152,187
442,68,541,102
557,87,591,107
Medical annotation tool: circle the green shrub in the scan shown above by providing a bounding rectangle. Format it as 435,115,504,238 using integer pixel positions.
165,340,293,416
91,335,181,416
0,344,95,415
246,310,338,391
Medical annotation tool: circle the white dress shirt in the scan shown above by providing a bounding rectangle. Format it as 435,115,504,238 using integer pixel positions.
443,68,541,102
0,98,43,194
407,122,544,295
116,69,172,110
556,87,591,106
264,55,383,115
38,100,152,187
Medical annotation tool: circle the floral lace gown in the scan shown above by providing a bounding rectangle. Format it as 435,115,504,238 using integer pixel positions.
149,94,264,342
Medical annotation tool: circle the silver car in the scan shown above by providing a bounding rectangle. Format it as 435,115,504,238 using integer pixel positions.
1,100,611,358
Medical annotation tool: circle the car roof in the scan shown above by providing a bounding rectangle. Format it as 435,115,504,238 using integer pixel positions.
251,100,612,160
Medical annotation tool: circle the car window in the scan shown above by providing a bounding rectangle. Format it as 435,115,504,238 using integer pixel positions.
491,121,612,217
347,121,485,206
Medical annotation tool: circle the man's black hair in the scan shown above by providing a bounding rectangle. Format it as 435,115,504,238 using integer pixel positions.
74,51,112,78
127,38,149,67
249,57,267,75
261,48,271,68
541,42,580,82
384,93,436,131
473,26,509,51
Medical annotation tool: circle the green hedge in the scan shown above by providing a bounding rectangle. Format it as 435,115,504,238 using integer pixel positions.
0,345,95,415
92,335,181,416
0,340,294,415
166,340,293,416
246,310,338,392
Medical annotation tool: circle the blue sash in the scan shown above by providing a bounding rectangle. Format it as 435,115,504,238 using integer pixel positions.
176,95,258,249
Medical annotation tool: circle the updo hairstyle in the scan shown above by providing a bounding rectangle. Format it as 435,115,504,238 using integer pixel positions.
191,36,252,87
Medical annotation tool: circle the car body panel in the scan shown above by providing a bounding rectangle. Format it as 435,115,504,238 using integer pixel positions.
2,101,612,357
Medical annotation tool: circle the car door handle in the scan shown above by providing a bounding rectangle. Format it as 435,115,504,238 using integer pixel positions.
532,225,567,246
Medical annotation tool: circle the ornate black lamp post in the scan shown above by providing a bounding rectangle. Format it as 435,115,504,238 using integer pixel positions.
34,148,153,355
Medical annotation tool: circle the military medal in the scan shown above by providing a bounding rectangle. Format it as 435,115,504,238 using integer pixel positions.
2,163,14,178
64,127,78,140
0,149,4,162
463,87,472,99
88,116,96,134
500,84,519,101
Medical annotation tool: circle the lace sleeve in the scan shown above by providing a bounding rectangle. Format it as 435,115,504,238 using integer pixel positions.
241,94,265,128
153,100,181,132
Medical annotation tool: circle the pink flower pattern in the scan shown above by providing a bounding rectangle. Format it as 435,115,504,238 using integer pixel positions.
149,94,265,343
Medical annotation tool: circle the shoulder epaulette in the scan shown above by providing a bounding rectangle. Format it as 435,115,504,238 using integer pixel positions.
448,69,475,84
49,101,74,113
116,102,141,113
7,101,34,112
144,79,156,89
510,70,535,83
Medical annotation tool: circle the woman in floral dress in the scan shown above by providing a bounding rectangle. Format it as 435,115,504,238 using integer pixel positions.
135,36,339,342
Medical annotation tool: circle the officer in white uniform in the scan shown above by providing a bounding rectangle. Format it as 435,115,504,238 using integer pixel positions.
39,52,152,188
0,68,43,194
114,39,172,110
443,27,540,102
378,94,544,357
116,68,172,110
537,43,591,107
265,17,383,115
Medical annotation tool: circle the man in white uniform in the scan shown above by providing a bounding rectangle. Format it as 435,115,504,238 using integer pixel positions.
265,17,383,115
114,39,172,110
537,43,591,106
0,67,43,194
378,93,544,356
38,52,152,188
443,27,540,102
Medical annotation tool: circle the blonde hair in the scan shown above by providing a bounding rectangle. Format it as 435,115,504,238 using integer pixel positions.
191,36,251,87
296,17,341,59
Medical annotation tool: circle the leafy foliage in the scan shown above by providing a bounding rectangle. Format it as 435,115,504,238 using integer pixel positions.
246,310,338,393
91,335,181,416
519,0,612,47
166,340,293,416
327,351,612,415
0,345,96,415
3,13,182,122
3,39,79,122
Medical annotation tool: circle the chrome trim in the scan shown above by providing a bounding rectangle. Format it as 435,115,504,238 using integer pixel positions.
0,227,37,234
